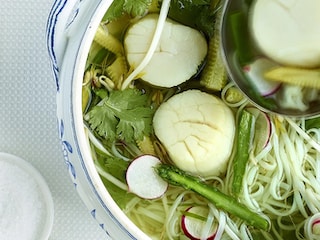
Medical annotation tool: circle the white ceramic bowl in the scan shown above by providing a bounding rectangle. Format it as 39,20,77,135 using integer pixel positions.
46,1,150,239
0,152,54,240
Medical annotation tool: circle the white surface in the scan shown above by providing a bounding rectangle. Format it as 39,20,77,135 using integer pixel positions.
0,152,54,240
0,0,108,239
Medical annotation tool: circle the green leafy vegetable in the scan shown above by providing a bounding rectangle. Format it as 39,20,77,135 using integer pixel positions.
85,88,154,144
232,109,255,197
167,0,219,37
99,155,134,209
305,116,320,130
102,156,129,182
104,0,221,36
103,0,153,22
104,180,135,210
156,164,270,231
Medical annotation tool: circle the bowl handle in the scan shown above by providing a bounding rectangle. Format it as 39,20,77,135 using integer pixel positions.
46,0,103,91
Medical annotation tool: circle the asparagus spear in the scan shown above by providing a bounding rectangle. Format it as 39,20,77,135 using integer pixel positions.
232,109,255,197
156,164,270,231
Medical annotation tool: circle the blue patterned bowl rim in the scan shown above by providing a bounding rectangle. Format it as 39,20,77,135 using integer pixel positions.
46,1,150,239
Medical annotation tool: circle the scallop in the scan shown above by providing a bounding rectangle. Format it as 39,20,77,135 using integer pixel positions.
153,90,235,177
124,14,207,88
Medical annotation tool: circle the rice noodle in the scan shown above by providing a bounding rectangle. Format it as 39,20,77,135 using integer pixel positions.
107,106,320,239
200,210,215,240
87,47,320,239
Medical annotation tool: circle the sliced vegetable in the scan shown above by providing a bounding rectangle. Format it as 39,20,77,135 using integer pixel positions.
105,55,128,87
156,164,270,231
312,219,320,235
232,109,255,197
181,206,216,240
123,13,207,88
200,6,227,91
243,58,281,97
94,25,124,55
126,155,168,199
136,136,155,155
225,86,244,104
246,107,272,152
153,90,235,177
305,213,320,238
264,66,320,89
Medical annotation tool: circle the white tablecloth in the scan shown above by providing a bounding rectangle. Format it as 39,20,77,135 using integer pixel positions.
0,1,108,239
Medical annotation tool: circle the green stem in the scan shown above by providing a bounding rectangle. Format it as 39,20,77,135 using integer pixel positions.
156,164,270,231
232,109,254,197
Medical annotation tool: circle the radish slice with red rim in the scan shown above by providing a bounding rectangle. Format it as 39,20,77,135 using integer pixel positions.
312,219,320,235
181,206,217,240
246,106,272,153
243,58,281,97
126,155,168,199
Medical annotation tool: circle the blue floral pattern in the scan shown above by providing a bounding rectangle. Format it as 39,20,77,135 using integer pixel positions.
66,0,85,29
46,0,68,92
91,209,112,237
46,0,85,92
46,0,138,239
59,119,77,183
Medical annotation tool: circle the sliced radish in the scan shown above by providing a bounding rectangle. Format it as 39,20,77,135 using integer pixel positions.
181,206,217,240
126,155,168,199
312,219,320,235
246,106,272,152
243,58,281,97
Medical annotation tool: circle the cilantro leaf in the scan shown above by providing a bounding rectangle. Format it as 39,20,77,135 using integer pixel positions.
168,0,217,37
85,103,118,141
97,154,134,209
124,0,153,16
117,107,154,142
103,0,152,22
85,88,154,144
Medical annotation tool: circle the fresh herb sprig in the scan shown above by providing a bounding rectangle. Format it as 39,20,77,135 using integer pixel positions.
103,0,153,22
103,0,222,37
84,88,154,144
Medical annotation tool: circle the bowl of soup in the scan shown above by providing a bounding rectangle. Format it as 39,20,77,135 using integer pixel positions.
47,0,320,239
